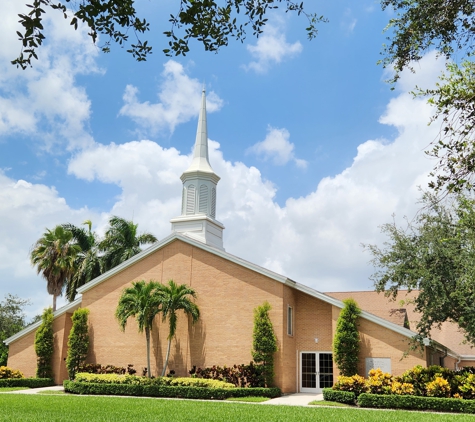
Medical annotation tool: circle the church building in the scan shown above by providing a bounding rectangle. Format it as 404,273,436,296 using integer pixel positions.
5,91,474,393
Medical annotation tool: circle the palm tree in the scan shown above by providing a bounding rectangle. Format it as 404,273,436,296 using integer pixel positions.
30,225,81,311
158,280,200,377
100,216,157,271
115,280,163,378
63,220,102,301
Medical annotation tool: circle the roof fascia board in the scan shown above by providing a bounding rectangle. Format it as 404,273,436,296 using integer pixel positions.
4,297,82,345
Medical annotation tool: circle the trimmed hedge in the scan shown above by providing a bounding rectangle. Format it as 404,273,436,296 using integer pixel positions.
64,380,280,399
0,378,54,388
358,393,475,414
322,388,356,405
74,373,235,389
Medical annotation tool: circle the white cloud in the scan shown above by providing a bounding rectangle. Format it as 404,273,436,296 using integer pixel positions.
119,61,224,135
0,0,99,151
1,51,446,316
247,126,307,168
67,54,442,294
0,170,99,318
244,21,302,73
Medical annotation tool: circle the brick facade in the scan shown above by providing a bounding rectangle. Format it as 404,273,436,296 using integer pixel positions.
7,238,449,391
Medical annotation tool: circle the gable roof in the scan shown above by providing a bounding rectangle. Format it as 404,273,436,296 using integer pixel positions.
326,290,475,359
3,233,462,358
4,298,81,345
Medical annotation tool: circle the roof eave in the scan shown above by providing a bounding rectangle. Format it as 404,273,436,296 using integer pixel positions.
4,297,82,345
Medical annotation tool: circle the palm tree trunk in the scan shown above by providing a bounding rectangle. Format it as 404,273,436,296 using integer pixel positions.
145,327,151,378
52,294,57,312
161,338,172,377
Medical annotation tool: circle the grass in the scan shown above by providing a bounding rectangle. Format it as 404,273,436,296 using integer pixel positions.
225,396,270,402
308,400,352,407
0,394,474,421
0,387,29,392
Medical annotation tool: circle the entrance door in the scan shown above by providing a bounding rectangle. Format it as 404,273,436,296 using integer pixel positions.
300,352,333,393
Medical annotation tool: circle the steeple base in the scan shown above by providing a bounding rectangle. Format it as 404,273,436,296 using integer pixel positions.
170,215,225,250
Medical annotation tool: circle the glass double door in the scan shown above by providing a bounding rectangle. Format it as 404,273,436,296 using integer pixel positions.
300,352,333,393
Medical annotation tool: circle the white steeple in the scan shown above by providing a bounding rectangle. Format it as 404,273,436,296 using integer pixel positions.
170,89,225,250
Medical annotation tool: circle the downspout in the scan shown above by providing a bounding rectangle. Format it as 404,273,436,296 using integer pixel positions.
456,356,462,371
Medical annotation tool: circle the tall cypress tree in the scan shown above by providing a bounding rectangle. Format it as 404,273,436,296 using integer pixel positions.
252,301,277,387
35,308,54,379
66,308,90,380
333,298,361,376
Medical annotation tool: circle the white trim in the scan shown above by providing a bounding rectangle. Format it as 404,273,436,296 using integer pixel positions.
299,351,333,393
4,297,82,345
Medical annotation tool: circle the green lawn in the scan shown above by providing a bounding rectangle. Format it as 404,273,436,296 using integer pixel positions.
308,400,352,407
1,395,475,421
225,396,270,402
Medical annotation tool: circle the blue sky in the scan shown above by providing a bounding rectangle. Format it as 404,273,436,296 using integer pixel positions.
1,1,446,318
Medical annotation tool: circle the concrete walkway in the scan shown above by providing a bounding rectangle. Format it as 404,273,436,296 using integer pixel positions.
263,392,323,407
4,385,65,394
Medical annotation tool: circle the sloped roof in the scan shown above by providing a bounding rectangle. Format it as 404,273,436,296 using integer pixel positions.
4,234,455,355
326,290,475,358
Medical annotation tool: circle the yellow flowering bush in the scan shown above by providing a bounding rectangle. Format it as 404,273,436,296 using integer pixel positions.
457,373,475,399
333,374,367,396
390,381,415,395
365,368,393,394
0,366,23,379
73,373,235,388
426,376,451,398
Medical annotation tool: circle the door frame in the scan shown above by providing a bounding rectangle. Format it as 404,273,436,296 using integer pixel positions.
299,351,333,393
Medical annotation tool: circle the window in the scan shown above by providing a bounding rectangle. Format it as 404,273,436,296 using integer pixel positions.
287,305,293,336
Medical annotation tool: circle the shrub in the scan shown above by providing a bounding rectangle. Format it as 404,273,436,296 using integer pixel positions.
457,373,475,399
35,308,54,379
193,363,265,387
0,378,54,388
251,302,277,387
390,381,415,395
0,366,23,379
323,388,356,404
396,365,457,397
426,376,451,398
66,308,90,380
64,380,281,399
365,368,393,395
78,363,137,375
333,374,367,397
333,298,361,376
74,373,235,389
357,393,475,413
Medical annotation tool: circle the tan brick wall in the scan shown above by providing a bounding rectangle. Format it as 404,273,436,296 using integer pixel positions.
81,240,287,387
332,305,426,378
7,312,73,384
7,330,37,378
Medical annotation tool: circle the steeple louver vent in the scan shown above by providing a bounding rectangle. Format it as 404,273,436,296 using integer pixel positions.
186,185,195,215
211,188,216,218
199,185,208,213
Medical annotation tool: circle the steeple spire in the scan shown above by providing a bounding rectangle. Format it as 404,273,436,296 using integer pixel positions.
170,88,225,250
184,89,214,174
